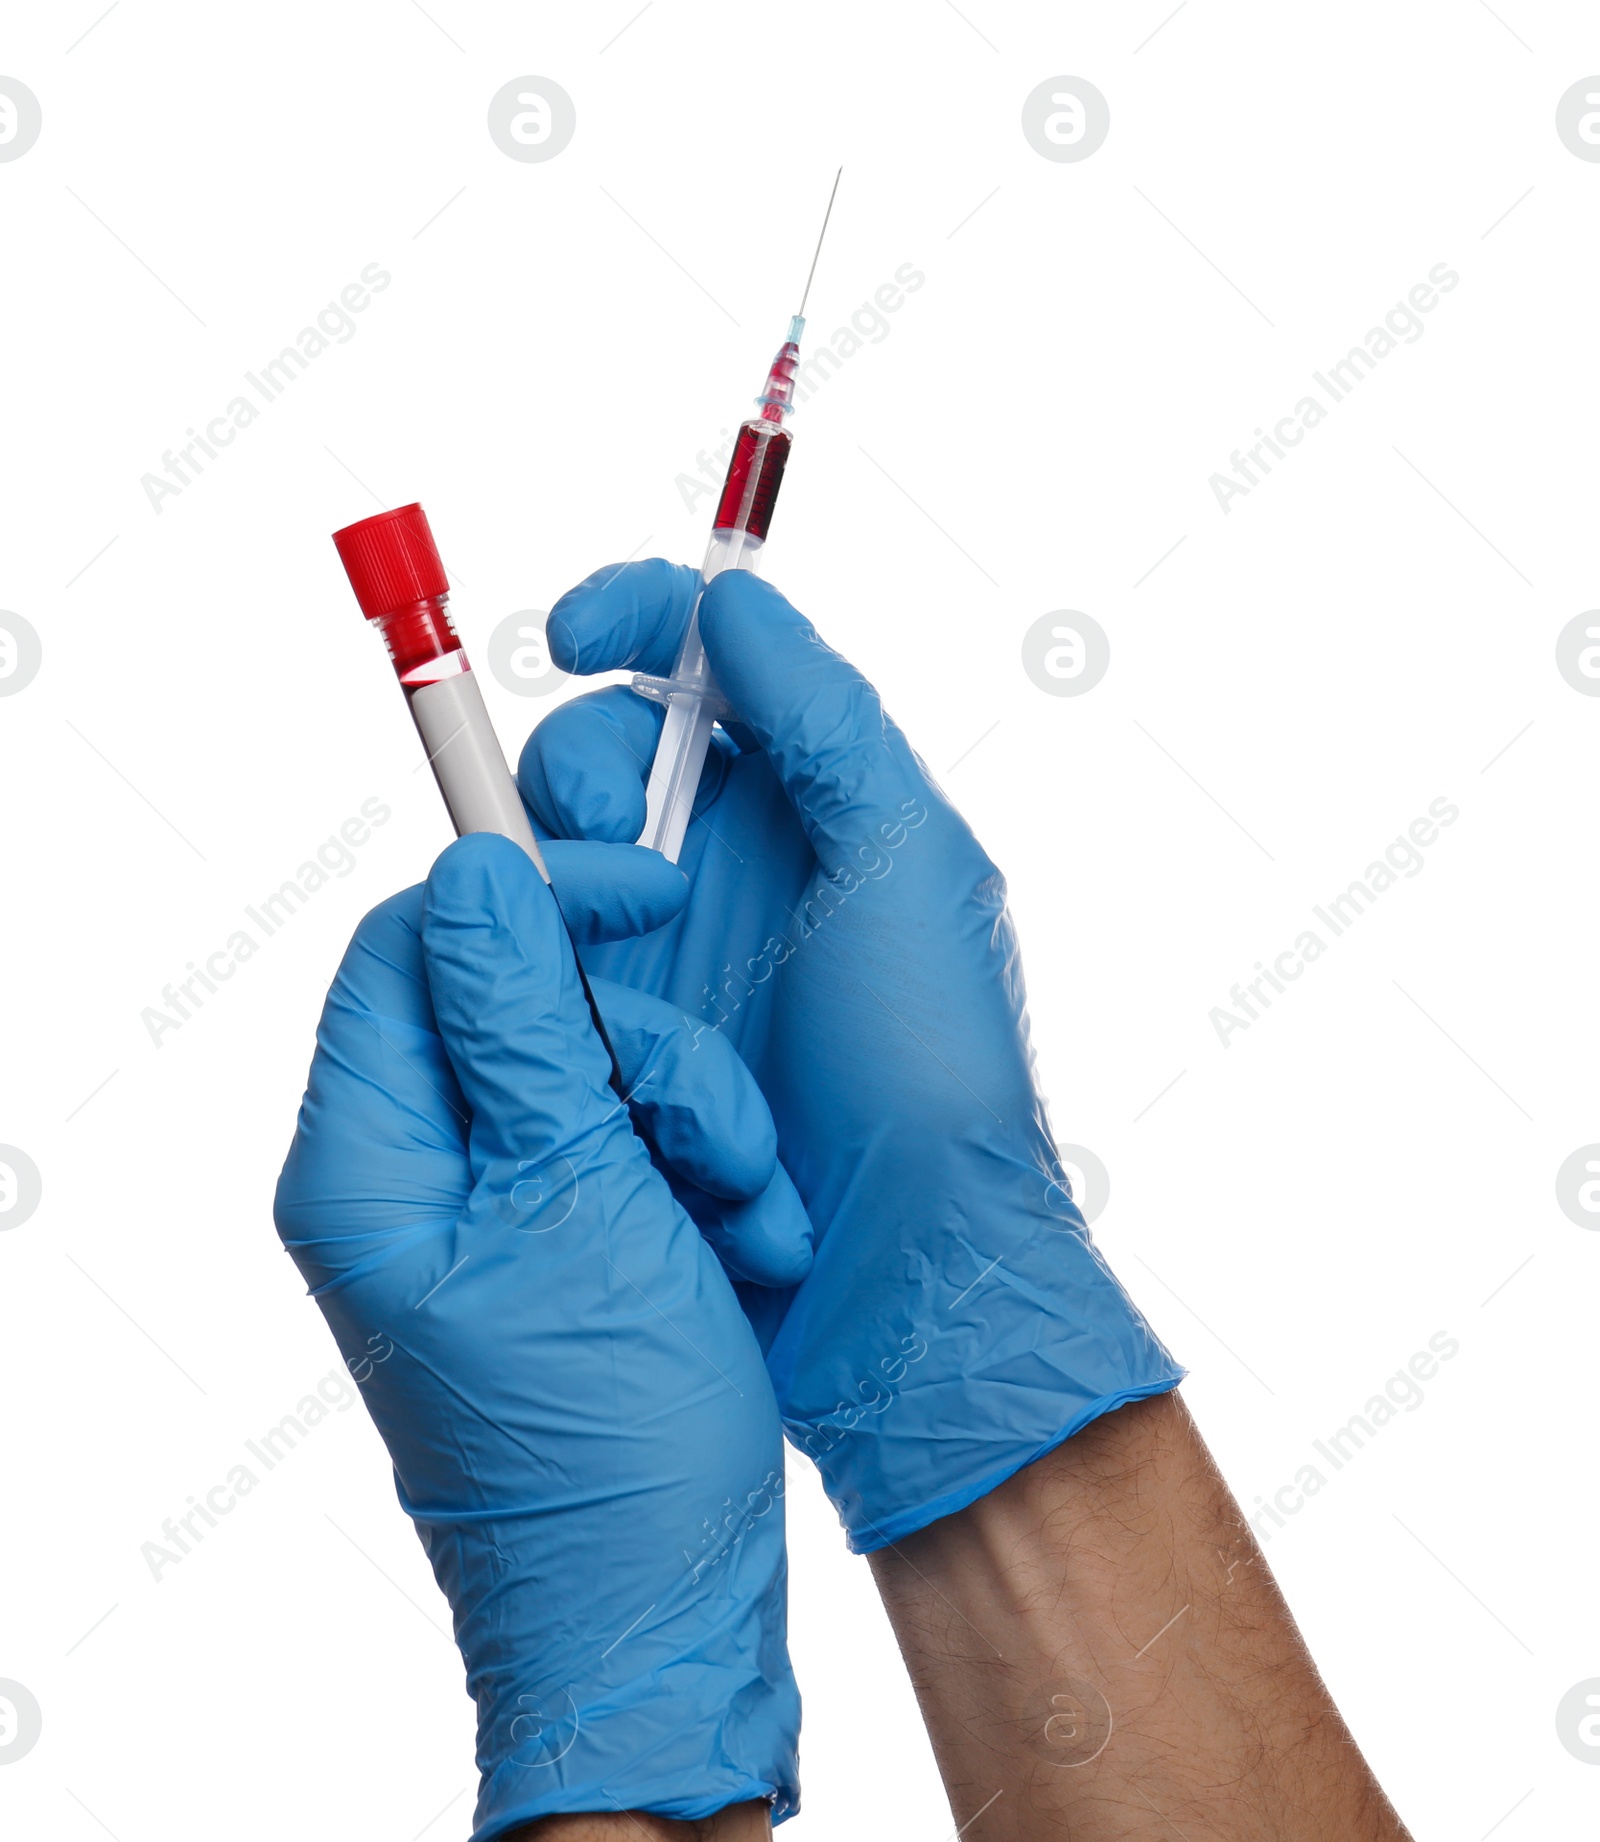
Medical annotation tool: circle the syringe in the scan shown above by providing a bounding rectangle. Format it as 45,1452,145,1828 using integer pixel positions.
634,170,841,862
333,502,626,1097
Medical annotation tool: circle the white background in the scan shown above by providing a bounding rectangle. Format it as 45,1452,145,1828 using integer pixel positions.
1,2,1596,1837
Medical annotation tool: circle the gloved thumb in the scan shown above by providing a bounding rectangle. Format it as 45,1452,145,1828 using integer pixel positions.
420,832,617,1171
697,571,932,863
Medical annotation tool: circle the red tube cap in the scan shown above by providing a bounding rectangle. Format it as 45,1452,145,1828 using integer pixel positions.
333,502,449,619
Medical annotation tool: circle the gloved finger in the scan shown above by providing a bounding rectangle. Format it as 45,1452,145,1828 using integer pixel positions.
696,570,932,858
521,690,738,846
540,837,687,940
319,883,433,1029
273,885,469,1284
594,978,775,1202
520,691,664,843
670,1160,815,1291
594,980,814,1289
546,558,701,677
732,1276,795,1360
421,833,616,1168
544,560,933,861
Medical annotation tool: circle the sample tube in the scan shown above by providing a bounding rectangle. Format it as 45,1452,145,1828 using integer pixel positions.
333,503,623,1094
334,504,549,870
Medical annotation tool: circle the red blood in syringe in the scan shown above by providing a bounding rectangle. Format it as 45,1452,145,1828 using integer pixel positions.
713,330,800,538
714,424,791,540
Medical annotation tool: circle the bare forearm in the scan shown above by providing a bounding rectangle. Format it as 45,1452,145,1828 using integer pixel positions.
869,1390,1410,1841
514,1803,771,1840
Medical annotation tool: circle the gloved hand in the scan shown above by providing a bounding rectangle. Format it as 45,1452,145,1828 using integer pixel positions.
519,563,1185,1553
274,833,802,1838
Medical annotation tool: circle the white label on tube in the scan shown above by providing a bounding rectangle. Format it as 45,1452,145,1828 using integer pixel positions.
409,671,549,882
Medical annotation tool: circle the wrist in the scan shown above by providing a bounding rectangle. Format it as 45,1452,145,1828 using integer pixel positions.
868,1390,1411,1841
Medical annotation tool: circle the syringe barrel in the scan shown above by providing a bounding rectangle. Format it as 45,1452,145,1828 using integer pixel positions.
333,505,550,881
635,410,795,860
713,422,791,541
636,516,773,859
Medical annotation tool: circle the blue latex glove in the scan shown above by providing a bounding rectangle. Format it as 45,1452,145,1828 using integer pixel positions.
520,563,1185,1553
275,834,802,1837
